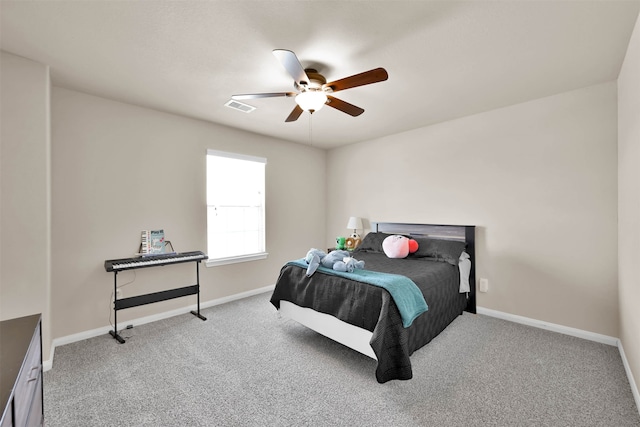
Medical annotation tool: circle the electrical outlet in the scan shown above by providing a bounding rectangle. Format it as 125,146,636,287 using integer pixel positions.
479,278,489,293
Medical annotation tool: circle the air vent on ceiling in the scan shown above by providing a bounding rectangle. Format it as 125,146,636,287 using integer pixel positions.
224,99,256,113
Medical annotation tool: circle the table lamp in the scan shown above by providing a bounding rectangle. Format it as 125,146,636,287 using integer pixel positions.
347,216,363,239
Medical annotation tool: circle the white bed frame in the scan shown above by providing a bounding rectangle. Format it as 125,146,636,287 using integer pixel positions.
276,222,476,359
279,300,377,359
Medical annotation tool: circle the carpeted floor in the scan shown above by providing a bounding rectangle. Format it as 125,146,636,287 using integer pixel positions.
44,292,640,426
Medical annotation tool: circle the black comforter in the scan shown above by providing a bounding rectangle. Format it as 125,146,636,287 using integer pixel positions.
270,251,468,383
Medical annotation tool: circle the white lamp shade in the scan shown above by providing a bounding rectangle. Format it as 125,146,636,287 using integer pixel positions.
295,91,327,112
346,217,363,230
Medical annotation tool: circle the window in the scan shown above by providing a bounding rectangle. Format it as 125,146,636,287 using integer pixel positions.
206,149,267,266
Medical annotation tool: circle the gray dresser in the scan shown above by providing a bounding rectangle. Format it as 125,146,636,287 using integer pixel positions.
0,314,43,427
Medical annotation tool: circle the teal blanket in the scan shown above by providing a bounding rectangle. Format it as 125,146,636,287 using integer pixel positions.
286,259,428,327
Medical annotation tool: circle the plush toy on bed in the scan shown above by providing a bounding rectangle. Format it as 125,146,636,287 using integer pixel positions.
341,256,365,273
304,248,365,276
382,235,419,259
304,248,328,276
321,250,365,273
320,249,351,270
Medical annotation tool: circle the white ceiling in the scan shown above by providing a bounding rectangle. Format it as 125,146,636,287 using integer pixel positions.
2,1,639,149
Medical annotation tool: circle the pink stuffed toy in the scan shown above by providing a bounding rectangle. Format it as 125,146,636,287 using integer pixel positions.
382,235,419,258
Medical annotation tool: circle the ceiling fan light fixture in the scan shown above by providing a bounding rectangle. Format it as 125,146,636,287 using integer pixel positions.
295,90,327,113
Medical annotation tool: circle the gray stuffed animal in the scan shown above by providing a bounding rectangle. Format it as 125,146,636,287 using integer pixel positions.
341,257,365,273
320,250,351,270
304,248,327,276
304,248,365,276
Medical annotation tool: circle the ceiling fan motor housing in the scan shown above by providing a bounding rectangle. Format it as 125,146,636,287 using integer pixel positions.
296,69,327,93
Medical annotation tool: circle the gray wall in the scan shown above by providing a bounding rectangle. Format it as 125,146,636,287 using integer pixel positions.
0,51,52,358
50,87,326,339
327,82,619,338
618,11,640,405
1,50,326,363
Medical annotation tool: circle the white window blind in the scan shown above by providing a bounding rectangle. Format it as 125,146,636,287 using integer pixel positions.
206,149,266,265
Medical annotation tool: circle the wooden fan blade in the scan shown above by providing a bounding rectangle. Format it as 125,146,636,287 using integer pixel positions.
325,68,388,93
232,92,296,100
325,96,364,117
273,49,309,86
285,105,304,122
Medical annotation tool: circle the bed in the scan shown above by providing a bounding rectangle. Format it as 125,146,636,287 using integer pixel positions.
270,222,476,383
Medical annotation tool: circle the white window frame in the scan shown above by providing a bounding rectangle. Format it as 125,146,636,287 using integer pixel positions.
205,149,267,267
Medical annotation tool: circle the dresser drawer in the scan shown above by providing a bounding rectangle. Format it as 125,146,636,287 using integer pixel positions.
24,375,42,427
1,315,43,427
0,406,12,427
13,322,41,427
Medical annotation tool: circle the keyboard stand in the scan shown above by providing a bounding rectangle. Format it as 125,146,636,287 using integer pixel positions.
108,259,206,344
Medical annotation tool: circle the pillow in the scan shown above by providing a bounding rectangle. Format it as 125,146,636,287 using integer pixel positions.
411,237,466,265
382,235,419,258
353,232,393,253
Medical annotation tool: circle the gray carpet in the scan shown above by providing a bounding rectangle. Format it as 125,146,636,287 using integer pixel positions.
44,292,640,426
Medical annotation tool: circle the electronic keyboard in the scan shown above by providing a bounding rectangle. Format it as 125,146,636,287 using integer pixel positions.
104,251,207,272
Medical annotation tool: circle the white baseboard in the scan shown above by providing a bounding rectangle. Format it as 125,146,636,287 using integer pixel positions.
618,341,640,417
476,306,619,346
44,284,276,371
477,306,639,416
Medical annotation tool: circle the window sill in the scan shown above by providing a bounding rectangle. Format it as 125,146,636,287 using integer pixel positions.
205,252,268,267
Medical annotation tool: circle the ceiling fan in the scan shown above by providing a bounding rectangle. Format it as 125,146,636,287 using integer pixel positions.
232,49,388,122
